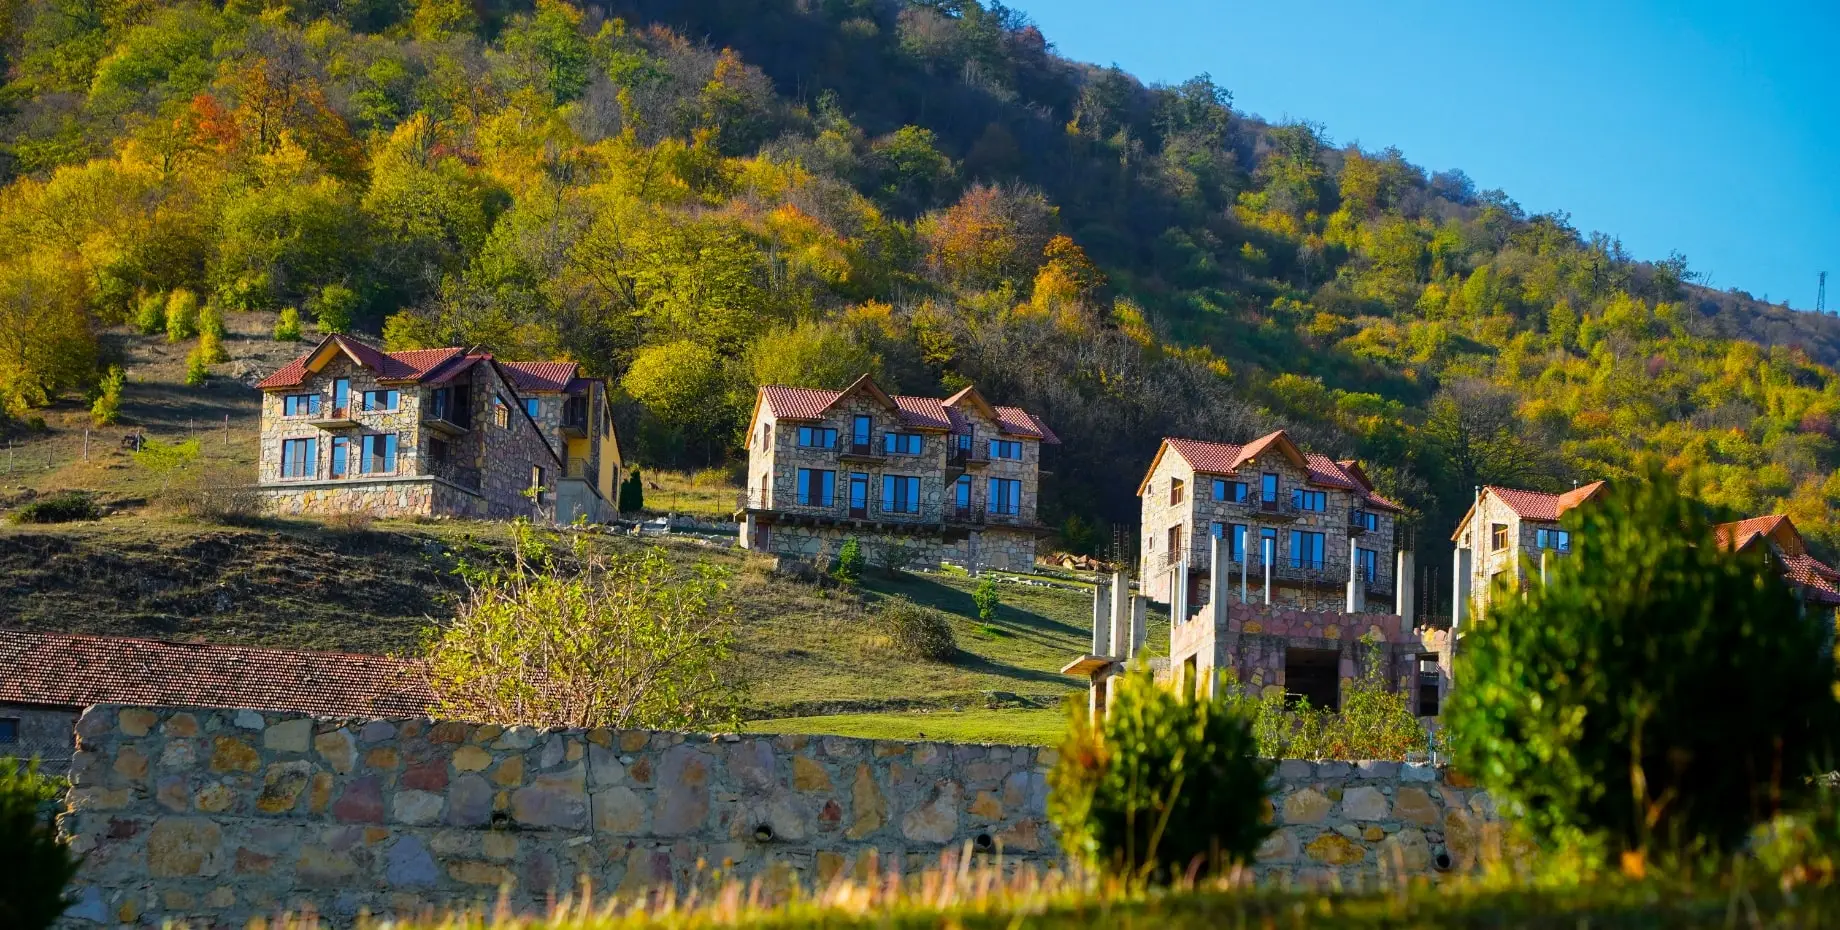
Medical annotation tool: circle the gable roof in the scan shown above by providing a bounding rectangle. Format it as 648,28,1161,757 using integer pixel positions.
755,376,1056,441
258,335,579,395
1487,481,1607,523
0,629,433,718
1714,514,1804,555
1143,434,1400,511
502,361,588,394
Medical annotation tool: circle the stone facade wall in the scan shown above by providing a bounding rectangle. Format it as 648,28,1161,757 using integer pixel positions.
475,363,564,520
2,702,78,773
748,525,1038,573
1168,602,1432,714
60,705,1057,927
259,478,488,519
57,704,1511,926
1139,448,1397,609
1454,493,1576,621
260,355,424,486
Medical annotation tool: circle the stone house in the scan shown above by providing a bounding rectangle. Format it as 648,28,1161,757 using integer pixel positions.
737,375,1058,572
1137,431,1404,612
255,335,620,523
1714,514,1840,612
0,629,430,773
1449,482,1605,623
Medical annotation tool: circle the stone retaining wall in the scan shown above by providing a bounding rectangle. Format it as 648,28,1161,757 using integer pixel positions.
58,705,1507,927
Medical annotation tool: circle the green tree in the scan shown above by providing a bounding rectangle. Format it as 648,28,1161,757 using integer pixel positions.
1446,474,1840,864
164,289,198,342
498,0,594,106
90,365,123,425
133,292,165,335
1049,667,1273,879
973,575,1000,623
273,307,302,341
310,284,358,334
617,466,645,512
622,339,737,461
0,758,79,930
427,529,745,729
745,320,881,391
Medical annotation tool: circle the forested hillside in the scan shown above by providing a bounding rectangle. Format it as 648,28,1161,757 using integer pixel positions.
2,0,1838,575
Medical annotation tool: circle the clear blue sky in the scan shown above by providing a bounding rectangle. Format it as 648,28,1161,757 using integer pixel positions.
1019,0,1840,310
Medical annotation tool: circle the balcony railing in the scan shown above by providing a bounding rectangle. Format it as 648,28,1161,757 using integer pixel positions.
1159,543,1394,596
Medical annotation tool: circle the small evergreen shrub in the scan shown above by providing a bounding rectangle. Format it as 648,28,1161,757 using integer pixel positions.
1049,668,1273,880
184,342,210,385
198,301,226,339
973,575,1000,622
1447,473,1840,863
164,289,198,342
311,283,358,333
877,597,956,661
9,491,100,524
90,366,123,426
132,292,165,335
0,758,79,930
617,466,644,512
198,327,226,364
273,307,303,341
834,537,864,583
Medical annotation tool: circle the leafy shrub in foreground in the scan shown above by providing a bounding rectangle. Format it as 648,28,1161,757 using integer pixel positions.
1049,668,1272,880
1218,634,1426,761
877,597,956,661
9,491,100,524
834,537,864,583
0,758,80,930
1446,473,1840,864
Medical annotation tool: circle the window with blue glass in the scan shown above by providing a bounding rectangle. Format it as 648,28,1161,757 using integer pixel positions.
1261,473,1279,503
1536,528,1571,552
882,475,920,513
1259,527,1278,561
954,474,971,508
849,473,870,511
884,432,923,455
283,394,320,417
1357,547,1378,583
989,439,1022,461
360,433,398,474
1352,509,1379,532
797,426,837,449
362,389,400,412
1291,489,1326,512
796,468,835,506
332,378,350,413
280,437,316,478
1289,530,1325,569
1213,479,1248,503
330,436,349,478
1211,522,1248,561
0,718,15,744
989,477,1021,515
851,415,872,450
523,397,540,418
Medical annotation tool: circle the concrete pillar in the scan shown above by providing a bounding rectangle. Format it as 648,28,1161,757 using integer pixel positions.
1395,549,1415,621
1172,556,1190,627
1239,529,1250,604
1092,579,1112,656
1452,547,1472,628
1111,570,1129,649
1109,580,1130,663
1262,536,1273,606
1210,535,1229,627
1346,536,1365,614
1131,595,1147,658
1539,549,1550,587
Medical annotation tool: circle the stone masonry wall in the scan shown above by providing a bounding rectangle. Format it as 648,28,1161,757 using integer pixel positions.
60,705,1058,928
58,705,1508,926
753,525,1038,573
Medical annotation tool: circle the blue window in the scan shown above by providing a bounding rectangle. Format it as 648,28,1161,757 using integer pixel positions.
1213,479,1248,503
1536,528,1572,552
882,475,920,513
851,415,873,449
1352,509,1379,532
1291,489,1327,512
1289,530,1325,570
332,378,350,413
280,437,316,478
797,426,837,449
0,718,15,743
283,394,320,417
989,439,1022,461
360,434,398,474
1357,547,1378,583
1261,473,1280,503
988,477,1020,515
1258,528,1278,562
954,474,972,508
883,432,923,455
849,473,870,511
330,436,349,478
796,468,835,506
523,397,540,418
362,389,399,412
1212,522,1248,561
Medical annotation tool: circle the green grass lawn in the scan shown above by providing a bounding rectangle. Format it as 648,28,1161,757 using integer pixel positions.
746,707,1071,745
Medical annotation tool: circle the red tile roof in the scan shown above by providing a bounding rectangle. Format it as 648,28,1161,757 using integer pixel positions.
758,378,1056,441
502,361,584,394
1484,481,1607,522
1712,514,1840,604
1158,434,1400,512
1714,514,1797,554
1780,553,1840,605
0,629,433,718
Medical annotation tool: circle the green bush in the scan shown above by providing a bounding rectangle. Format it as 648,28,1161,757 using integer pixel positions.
0,758,77,929
617,466,644,512
164,289,198,342
1049,668,1273,880
834,537,864,584
198,301,226,339
9,491,100,524
1447,473,1840,863
184,342,210,385
1219,635,1426,761
877,597,956,661
973,575,1000,622
311,283,358,333
198,327,226,364
132,292,165,335
273,307,303,341
89,365,123,426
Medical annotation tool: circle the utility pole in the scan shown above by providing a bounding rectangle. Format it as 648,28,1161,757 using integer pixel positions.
1819,271,1828,314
